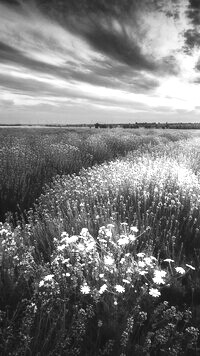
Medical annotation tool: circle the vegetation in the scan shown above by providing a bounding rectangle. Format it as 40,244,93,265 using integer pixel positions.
0,127,188,221
0,128,200,355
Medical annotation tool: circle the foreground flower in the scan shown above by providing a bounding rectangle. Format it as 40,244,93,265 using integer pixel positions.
57,244,66,251
130,226,138,233
104,255,115,266
153,270,166,285
175,267,185,275
186,264,195,270
39,274,55,287
115,285,125,293
99,284,107,294
149,288,161,297
98,320,103,327
117,237,129,246
137,252,145,258
122,279,131,284
80,228,89,238
129,234,137,242
80,284,90,294
86,241,96,251
44,274,54,282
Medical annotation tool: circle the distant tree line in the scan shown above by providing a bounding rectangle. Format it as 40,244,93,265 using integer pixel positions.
94,122,200,129
1,122,200,129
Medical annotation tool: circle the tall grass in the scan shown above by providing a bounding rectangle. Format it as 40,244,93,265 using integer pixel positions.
0,127,189,221
0,131,200,355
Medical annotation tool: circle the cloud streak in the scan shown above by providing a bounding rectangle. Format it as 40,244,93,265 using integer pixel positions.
0,0,200,123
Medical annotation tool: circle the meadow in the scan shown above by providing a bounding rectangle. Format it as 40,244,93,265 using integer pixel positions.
0,127,200,355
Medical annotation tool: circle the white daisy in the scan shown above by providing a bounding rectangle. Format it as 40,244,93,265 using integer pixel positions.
175,267,185,275
115,285,125,293
80,284,90,294
130,226,138,233
104,255,115,266
186,264,195,270
99,284,107,294
149,288,161,297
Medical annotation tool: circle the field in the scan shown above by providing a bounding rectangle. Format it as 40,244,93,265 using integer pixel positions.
0,128,200,355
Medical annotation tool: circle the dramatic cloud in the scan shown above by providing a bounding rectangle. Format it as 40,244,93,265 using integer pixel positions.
0,0,200,124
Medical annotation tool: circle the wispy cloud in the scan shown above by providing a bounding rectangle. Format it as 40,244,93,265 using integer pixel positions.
0,0,199,123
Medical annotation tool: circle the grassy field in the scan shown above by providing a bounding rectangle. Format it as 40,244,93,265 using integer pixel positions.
0,127,188,222
0,128,200,355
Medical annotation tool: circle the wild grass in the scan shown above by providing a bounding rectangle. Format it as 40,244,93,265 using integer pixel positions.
0,130,200,355
0,127,189,221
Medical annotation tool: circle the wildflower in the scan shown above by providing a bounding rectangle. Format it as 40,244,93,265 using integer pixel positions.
61,231,68,238
107,224,115,229
105,229,112,238
86,241,96,251
30,303,37,313
80,284,90,294
144,257,153,266
164,258,174,263
137,252,145,258
138,261,146,268
139,270,148,275
153,270,166,285
57,244,66,251
61,235,76,244
150,256,157,261
77,243,85,251
99,273,104,278
186,264,195,270
44,274,54,282
98,320,103,327
175,267,185,275
139,311,147,321
39,280,45,287
80,228,89,237
99,284,107,294
115,285,125,293
149,288,161,297
185,326,199,337
118,237,129,246
130,226,138,233
129,234,137,242
114,299,118,305
104,255,115,266
68,236,79,244
122,279,131,284
62,258,70,264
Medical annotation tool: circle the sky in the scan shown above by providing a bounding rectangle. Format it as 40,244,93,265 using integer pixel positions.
1,0,200,124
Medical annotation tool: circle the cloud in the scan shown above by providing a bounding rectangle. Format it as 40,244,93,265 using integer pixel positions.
183,0,200,52
0,39,160,96
186,0,200,25
34,0,182,75
0,0,197,123
0,0,164,100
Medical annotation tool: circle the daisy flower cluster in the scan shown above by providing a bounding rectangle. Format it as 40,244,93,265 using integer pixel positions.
36,224,196,308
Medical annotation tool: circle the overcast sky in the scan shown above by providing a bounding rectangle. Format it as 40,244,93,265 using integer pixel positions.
1,0,200,124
